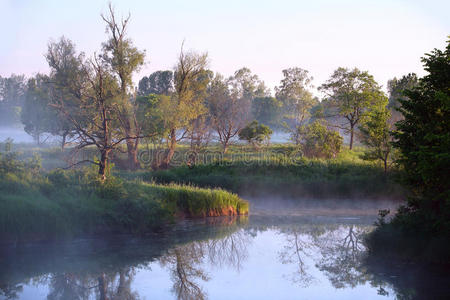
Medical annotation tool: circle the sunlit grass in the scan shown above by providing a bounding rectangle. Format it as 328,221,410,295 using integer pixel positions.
0,166,248,243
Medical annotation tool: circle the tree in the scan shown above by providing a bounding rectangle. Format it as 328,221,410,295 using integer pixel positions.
208,74,244,153
275,67,318,144
300,120,343,159
138,70,173,96
188,69,214,153
392,39,450,222
21,75,55,144
387,73,419,123
251,96,282,128
359,103,393,173
228,67,269,101
46,36,87,148
319,67,386,150
101,4,145,169
238,120,273,149
0,74,26,126
157,46,209,168
51,55,149,180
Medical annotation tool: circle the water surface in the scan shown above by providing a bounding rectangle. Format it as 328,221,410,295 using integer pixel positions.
1,203,449,299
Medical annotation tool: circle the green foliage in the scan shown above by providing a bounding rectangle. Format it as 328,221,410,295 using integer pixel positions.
145,147,403,200
301,120,343,159
21,75,57,143
387,73,419,110
238,120,273,148
366,39,450,265
0,74,26,126
138,70,173,96
319,67,387,149
0,152,248,242
359,103,393,172
275,67,318,136
392,39,450,228
251,96,283,128
136,94,166,139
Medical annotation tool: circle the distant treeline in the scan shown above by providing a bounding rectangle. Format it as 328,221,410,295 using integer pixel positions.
0,4,418,177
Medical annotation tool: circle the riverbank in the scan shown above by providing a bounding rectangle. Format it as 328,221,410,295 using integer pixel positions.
135,150,404,200
0,166,248,244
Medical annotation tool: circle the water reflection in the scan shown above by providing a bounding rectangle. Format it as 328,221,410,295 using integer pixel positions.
47,270,140,300
159,228,250,299
1,214,449,299
315,225,370,289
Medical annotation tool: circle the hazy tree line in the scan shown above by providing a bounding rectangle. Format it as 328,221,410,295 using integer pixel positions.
0,5,417,177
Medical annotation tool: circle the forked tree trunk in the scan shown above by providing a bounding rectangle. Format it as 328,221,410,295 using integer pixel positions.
126,137,140,170
161,129,177,169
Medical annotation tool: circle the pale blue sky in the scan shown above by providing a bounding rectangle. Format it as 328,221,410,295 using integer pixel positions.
0,0,448,94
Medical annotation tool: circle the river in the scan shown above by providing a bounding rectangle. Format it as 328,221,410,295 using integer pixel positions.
1,200,449,300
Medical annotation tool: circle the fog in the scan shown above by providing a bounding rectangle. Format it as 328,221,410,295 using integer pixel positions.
0,126,62,145
246,196,400,218
0,127,34,143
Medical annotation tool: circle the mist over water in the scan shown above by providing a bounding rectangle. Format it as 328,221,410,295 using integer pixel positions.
247,196,401,217
3,198,444,300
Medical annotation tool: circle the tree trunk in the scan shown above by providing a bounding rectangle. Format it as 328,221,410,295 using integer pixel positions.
222,141,229,154
98,273,108,300
349,123,354,150
61,132,67,150
161,129,177,169
36,132,41,145
126,138,139,170
98,149,110,181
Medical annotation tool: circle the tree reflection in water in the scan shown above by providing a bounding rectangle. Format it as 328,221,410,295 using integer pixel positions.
277,226,320,286
159,229,250,300
2,216,448,299
43,268,139,300
277,223,391,293
314,225,372,289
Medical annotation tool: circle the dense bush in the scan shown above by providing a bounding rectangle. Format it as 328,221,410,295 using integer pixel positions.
366,40,450,264
239,120,273,149
300,120,343,158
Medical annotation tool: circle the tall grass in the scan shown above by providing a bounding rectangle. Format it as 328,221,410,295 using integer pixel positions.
0,164,248,243
140,149,404,200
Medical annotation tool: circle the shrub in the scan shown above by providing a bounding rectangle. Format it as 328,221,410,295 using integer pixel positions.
239,120,273,149
301,120,343,158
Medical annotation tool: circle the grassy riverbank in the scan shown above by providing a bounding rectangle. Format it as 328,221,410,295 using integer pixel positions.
136,148,404,200
6,143,404,200
0,159,248,243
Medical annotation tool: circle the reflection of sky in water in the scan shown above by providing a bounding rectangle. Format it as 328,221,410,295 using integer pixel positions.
129,229,392,300
3,218,399,300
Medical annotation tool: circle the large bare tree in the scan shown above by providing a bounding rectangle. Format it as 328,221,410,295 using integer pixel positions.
101,4,145,169
208,74,247,153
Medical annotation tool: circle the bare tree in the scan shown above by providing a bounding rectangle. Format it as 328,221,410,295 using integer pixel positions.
101,4,145,170
208,74,248,153
51,57,151,180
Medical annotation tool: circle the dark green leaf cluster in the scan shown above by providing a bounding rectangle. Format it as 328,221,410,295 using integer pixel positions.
392,40,450,232
238,120,273,147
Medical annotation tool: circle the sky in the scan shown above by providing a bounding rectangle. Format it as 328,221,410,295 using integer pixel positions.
0,0,448,95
